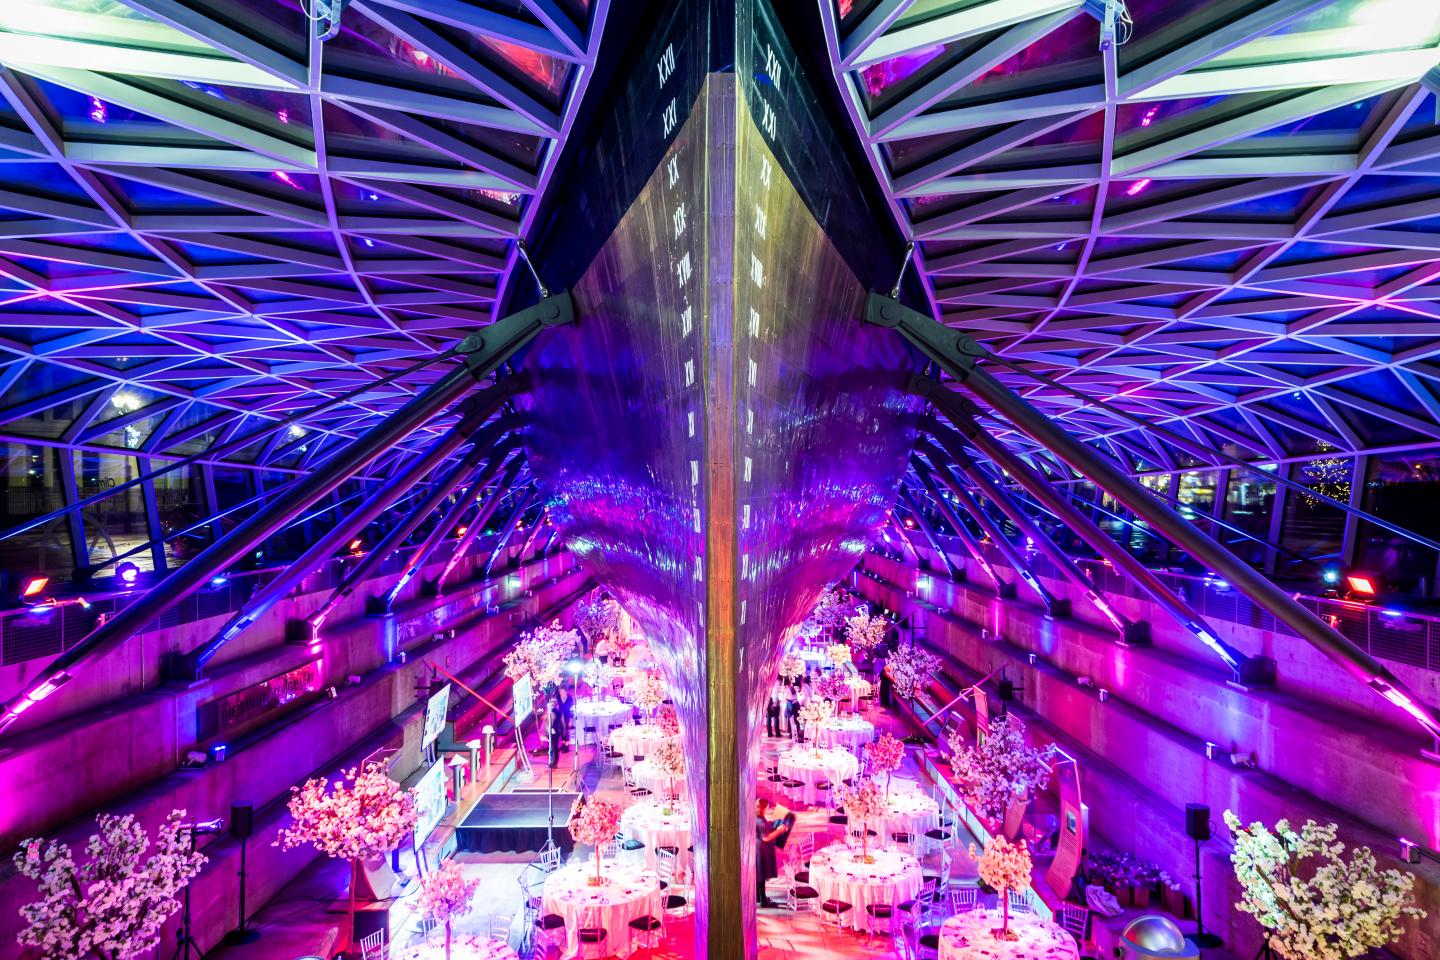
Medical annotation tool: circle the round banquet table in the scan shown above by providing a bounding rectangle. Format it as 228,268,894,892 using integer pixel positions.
844,675,872,711
809,843,923,932
620,799,693,874
394,935,517,960
881,789,940,841
573,699,632,744
631,758,687,800
777,747,859,805
542,862,662,959
609,723,676,763
937,909,1080,960
815,716,876,751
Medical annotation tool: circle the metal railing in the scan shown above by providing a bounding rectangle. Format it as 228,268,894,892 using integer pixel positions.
0,535,528,667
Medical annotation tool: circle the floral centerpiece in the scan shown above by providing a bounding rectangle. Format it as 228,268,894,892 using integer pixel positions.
503,620,578,690
651,740,687,807
779,654,804,683
569,797,624,886
798,697,834,754
835,777,888,862
814,671,850,703
885,642,941,699
656,703,680,738
14,810,208,960
844,609,888,657
973,836,1033,941
864,732,906,796
275,762,417,942
577,594,624,650
418,859,481,960
947,714,1055,826
628,673,666,716
826,643,852,668
1224,810,1425,960
582,658,614,699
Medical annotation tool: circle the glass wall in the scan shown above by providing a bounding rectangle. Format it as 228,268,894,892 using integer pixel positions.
1222,468,1276,565
1358,453,1440,595
0,443,73,580
1280,453,1350,566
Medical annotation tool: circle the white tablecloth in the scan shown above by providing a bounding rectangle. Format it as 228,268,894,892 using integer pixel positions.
777,747,859,805
938,909,1080,960
881,789,940,840
542,862,662,959
394,935,517,960
809,843,923,932
631,758,686,800
609,724,676,763
620,799,693,874
573,699,632,744
815,716,876,751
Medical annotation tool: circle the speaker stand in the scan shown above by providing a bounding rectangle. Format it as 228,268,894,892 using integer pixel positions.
222,835,260,945
1187,833,1224,949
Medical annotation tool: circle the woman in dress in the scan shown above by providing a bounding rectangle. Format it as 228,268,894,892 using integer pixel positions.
754,797,788,908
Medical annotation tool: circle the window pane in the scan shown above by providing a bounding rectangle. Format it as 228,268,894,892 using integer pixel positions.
1280,454,1350,562
76,452,154,573
0,443,73,581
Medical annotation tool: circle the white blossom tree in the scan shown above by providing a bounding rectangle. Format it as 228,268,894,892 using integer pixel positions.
1224,811,1425,960
14,810,207,960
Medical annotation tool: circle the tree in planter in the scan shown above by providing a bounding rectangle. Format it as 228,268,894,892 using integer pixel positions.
885,642,941,700
275,763,417,947
946,714,1055,826
972,836,1032,941
1224,810,1425,960
417,859,481,960
14,810,207,960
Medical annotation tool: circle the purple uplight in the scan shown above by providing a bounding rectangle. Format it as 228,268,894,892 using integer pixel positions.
1125,178,1152,196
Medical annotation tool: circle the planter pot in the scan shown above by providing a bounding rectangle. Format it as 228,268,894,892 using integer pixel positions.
1131,886,1150,908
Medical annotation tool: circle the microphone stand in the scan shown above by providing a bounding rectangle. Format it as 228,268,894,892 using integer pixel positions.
172,827,199,960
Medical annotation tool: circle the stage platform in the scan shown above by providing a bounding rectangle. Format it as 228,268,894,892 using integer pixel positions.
455,790,580,855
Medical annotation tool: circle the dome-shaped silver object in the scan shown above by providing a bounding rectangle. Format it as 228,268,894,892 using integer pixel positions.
1122,914,1194,956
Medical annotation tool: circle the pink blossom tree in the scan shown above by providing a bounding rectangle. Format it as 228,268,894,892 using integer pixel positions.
627,673,666,717
885,642,941,699
834,777,888,862
503,620,578,690
973,835,1032,941
844,610,888,657
568,797,623,885
417,859,481,960
864,732,906,797
275,763,417,947
947,714,1055,826
13,810,207,960
651,740,686,805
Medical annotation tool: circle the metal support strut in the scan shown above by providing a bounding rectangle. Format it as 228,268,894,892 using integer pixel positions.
0,292,575,735
866,290,1440,750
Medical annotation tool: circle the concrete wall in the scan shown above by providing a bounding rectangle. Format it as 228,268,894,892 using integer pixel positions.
856,548,1440,960
0,542,587,956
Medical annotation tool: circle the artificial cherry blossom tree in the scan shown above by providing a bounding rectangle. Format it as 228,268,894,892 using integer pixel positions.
14,810,207,960
628,673,666,716
864,732,906,797
803,587,853,638
576,595,624,652
835,777,888,862
973,836,1032,940
813,671,850,704
844,609,889,657
651,740,687,805
885,642,941,700
503,620,578,690
418,859,481,960
779,654,804,683
798,697,834,753
275,763,417,944
569,797,624,886
826,642,852,668
947,715,1055,826
1224,811,1425,960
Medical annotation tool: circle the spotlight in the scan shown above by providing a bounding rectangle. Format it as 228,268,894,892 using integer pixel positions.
1027,653,1038,665
1321,563,1342,586
117,562,140,586
209,576,229,588
1098,688,1109,703
1204,741,1217,760
1346,572,1378,600
20,576,48,599
348,539,363,555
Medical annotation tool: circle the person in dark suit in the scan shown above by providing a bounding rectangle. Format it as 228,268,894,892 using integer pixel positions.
765,689,782,737
785,686,802,741
755,798,788,908
556,682,574,752
545,697,563,768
